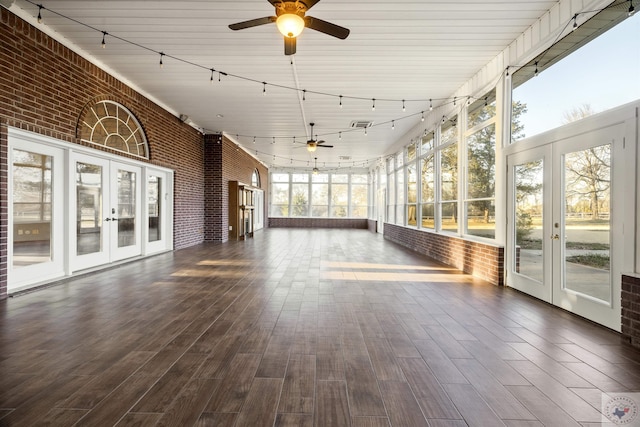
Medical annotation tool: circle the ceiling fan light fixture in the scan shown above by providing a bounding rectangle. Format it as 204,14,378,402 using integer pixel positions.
307,142,317,152
276,13,305,38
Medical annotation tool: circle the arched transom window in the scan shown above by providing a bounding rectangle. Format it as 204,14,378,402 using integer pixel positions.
78,100,149,158
252,169,260,187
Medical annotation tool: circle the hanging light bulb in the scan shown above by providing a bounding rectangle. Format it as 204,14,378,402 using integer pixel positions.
402,100,406,112
392,120,395,130
429,99,433,111
339,95,343,109
453,96,457,106
572,14,578,30
253,136,256,144
210,69,215,84
37,5,43,23
303,89,306,101
421,111,425,122
159,52,164,68
629,0,635,16
372,98,376,111
534,61,539,77
442,115,446,124
313,157,319,175
101,31,107,49
263,82,267,95
339,132,342,140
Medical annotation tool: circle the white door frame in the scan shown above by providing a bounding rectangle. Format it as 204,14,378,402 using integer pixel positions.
505,103,637,331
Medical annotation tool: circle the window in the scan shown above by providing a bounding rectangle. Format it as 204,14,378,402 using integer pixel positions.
271,173,289,217
440,120,458,232
251,169,260,187
331,174,348,217
291,174,309,217
421,136,435,230
396,167,405,225
350,174,368,218
511,9,639,142
311,173,329,217
465,90,497,239
407,163,417,226
269,172,368,219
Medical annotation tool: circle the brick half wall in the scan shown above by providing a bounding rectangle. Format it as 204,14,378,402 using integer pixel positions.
269,218,368,229
383,223,504,286
622,274,640,348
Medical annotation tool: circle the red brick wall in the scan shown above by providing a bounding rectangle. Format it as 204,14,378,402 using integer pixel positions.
0,9,206,297
269,218,369,229
622,274,640,348
204,135,268,242
384,223,505,286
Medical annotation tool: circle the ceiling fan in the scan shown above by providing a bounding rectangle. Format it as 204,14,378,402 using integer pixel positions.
228,0,350,55
306,123,333,152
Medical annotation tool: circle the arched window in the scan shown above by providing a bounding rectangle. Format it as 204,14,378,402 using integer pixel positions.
251,169,260,187
77,100,149,158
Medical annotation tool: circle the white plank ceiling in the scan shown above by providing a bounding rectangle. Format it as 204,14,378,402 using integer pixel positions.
10,0,559,170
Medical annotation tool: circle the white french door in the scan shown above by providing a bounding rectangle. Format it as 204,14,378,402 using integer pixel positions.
72,153,142,271
507,123,624,330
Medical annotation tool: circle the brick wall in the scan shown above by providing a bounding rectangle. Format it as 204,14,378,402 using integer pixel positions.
0,9,207,297
384,223,505,286
204,135,268,242
269,218,369,229
622,274,640,348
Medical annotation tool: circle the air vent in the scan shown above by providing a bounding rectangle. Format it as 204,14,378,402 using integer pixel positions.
349,120,373,129
339,156,352,161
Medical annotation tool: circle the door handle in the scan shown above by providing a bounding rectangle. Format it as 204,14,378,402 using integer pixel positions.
111,218,118,221
105,218,111,222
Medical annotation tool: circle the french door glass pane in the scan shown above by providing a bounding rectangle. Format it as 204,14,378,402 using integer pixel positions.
514,160,544,283
148,175,161,242
12,150,52,267
76,162,103,255
563,144,611,303
118,169,136,248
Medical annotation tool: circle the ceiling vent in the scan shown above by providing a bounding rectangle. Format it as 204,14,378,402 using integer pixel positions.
349,120,373,129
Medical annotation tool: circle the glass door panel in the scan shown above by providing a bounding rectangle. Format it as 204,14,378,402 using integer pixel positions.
507,145,551,303
514,159,544,284
13,150,53,266
76,161,104,256
562,144,611,303
148,175,161,242
110,162,141,261
117,169,137,248
9,140,65,290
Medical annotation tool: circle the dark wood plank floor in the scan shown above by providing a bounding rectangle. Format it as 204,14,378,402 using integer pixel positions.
1,229,640,426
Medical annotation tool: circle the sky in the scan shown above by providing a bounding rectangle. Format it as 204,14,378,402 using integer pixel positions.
512,12,640,138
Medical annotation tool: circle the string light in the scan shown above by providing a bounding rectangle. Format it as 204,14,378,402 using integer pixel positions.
303,89,306,101
392,120,395,130
339,95,343,109
629,0,635,16
402,100,406,112
421,111,425,122
159,52,164,68
429,99,433,111
572,14,578,30
37,4,43,23
263,82,267,95
339,132,342,140
210,68,215,84
101,31,107,48
453,96,457,106
253,136,256,144
372,98,376,111
442,115,446,124
534,61,539,77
